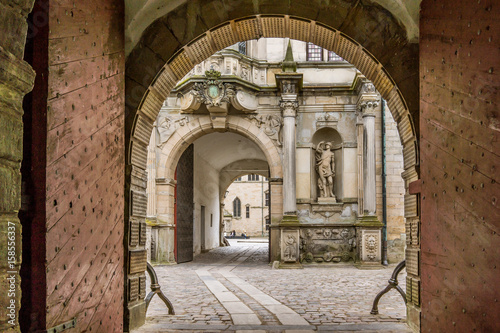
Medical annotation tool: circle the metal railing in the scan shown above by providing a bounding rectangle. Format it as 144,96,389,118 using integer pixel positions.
145,262,175,315
370,260,406,315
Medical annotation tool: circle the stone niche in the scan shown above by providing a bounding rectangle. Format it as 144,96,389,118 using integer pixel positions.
299,226,356,264
311,127,343,203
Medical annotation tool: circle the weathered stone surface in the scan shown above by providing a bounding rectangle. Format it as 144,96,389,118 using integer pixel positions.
0,113,23,164
0,1,31,58
0,166,21,213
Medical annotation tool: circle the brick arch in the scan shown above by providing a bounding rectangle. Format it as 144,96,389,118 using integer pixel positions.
125,10,420,329
127,14,419,184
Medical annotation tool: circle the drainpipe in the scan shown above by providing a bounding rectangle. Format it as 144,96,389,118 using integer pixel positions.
381,98,389,266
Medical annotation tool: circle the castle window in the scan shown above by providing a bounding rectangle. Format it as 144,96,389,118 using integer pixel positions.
246,205,250,218
328,51,343,62
307,43,323,61
248,174,260,181
238,41,247,55
233,197,241,217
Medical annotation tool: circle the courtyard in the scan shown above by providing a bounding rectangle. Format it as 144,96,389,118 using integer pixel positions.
135,240,409,332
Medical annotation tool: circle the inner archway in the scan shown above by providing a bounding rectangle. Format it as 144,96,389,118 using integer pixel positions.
125,11,419,332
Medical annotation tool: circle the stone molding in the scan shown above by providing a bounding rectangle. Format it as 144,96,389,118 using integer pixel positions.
155,177,176,186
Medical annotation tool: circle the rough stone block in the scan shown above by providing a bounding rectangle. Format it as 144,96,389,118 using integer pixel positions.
0,166,21,213
0,217,22,268
0,112,23,163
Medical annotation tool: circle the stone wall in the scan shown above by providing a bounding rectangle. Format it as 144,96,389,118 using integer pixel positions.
420,1,499,331
0,0,35,331
193,146,221,253
224,178,269,237
375,105,406,262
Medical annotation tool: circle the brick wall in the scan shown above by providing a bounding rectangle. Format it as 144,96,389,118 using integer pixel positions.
420,1,499,331
42,0,125,331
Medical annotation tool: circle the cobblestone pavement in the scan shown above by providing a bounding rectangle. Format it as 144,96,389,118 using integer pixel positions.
133,240,409,332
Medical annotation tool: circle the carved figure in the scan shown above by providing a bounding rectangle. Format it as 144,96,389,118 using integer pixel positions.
284,235,297,261
157,116,176,148
315,141,335,198
365,235,378,260
248,114,282,146
282,80,295,93
157,115,189,149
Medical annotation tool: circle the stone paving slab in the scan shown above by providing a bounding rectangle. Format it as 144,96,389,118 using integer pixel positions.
134,240,409,332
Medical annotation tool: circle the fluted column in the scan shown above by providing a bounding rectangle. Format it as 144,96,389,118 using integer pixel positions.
280,99,299,215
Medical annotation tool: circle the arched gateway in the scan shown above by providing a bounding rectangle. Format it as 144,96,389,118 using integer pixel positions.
125,13,419,330
3,1,496,333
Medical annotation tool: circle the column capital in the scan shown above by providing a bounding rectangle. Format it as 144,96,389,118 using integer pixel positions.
360,100,379,117
356,81,380,117
280,99,299,117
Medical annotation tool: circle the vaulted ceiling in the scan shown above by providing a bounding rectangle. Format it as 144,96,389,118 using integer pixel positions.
125,0,421,56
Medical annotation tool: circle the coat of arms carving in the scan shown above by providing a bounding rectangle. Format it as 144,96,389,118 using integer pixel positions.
192,69,235,107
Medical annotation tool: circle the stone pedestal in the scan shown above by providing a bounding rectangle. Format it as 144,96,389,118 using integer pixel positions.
317,197,337,204
279,216,302,268
355,216,384,268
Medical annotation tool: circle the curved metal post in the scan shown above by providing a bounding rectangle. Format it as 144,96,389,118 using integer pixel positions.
145,262,175,315
370,260,406,315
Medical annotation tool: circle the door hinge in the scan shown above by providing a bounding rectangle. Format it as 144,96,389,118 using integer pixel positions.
46,318,76,333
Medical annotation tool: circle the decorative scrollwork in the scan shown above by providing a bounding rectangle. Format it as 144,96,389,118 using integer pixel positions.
192,70,235,107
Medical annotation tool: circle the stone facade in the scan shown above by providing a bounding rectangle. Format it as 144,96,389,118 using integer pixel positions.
145,39,406,265
223,176,270,237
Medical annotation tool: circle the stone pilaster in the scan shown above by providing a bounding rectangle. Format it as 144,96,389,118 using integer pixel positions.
0,1,36,330
154,177,176,263
355,83,383,266
275,41,302,267
280,98,299,215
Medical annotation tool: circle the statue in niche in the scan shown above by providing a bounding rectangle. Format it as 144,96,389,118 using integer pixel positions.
315,141,335,199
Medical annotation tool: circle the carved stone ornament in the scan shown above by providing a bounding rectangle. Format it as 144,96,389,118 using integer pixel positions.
247,113,282,146
359,230,381,262
365,234,378,261
315,141,336,200
283,234,297,262
360,99,379,115
361,82,376,94
232,90,258,112
280,100,299,117
281,79,296,94
299,227,356,263
192,69,235,107
157,114,190,149
316,112,338,129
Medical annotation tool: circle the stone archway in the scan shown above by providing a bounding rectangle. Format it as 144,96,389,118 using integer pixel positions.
154,114,283,238
125,14,420,329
